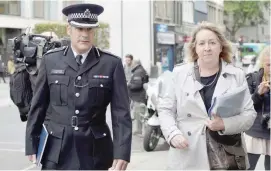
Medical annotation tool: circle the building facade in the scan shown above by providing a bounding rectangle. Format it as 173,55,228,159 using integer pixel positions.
153,1,178,73
194,1,208,24
153,0,195,74
207,0,224,26
0,0,226,76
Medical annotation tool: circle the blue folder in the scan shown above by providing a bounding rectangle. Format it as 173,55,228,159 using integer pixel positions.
36,124,49,167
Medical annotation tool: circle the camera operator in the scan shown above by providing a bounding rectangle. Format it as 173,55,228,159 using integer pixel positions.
9,33,62,121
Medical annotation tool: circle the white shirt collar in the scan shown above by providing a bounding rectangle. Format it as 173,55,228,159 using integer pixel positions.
71,46,92,64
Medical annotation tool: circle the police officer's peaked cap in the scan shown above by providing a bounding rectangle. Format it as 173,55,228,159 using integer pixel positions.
62,3,104,28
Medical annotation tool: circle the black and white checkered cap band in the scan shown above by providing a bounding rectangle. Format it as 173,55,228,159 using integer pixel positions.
67,12,98,21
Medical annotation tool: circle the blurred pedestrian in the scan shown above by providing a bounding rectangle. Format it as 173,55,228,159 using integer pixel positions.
245,45,270,170
0,60,6,83
157,22,256,170
124,54,133,82
127,59,149,135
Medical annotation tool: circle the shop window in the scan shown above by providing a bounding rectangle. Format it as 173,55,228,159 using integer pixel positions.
165,1,173,21
0,1,20,15
33,1,45,18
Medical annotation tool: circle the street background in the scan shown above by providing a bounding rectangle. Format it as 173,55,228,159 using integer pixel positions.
0,0,270,170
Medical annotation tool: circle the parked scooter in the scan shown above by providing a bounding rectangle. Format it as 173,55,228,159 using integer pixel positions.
143,71,172,151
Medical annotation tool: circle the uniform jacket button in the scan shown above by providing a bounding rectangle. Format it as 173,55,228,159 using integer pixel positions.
103,133,106,136
77,76,82,80
187,131,191,136
75,93,80,97
75,110,79,114
55,80,58,84
100,84,103,87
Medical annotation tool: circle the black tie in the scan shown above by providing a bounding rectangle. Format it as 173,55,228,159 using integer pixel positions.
76,55,83,66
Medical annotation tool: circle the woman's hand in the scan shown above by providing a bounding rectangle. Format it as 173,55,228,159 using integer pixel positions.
257,81,270,95
170,134,189,149
205,114,225,131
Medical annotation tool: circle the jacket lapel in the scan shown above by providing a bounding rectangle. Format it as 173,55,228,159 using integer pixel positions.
77,48,100,76
63,46,79,71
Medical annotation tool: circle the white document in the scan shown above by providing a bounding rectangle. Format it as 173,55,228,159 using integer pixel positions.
209,85,247,118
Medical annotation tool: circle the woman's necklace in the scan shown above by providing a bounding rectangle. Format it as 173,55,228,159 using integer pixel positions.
199,67,219,87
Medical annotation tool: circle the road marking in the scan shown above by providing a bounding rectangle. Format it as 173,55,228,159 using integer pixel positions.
0,148,24,152
131,150,144,153
20,164,37,171
0,142,24,145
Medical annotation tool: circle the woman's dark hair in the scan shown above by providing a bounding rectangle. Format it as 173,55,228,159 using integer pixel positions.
125,54,133,60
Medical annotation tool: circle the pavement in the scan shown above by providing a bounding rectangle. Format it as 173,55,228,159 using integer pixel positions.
0,71,267,170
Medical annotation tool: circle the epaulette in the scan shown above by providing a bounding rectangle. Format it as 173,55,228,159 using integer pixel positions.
97,48,120,59
44,46,67,56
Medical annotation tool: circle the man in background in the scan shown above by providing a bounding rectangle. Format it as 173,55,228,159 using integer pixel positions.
128,59,149,135
124,54,133,82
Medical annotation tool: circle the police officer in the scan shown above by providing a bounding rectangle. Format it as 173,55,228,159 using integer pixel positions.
25,3,132,170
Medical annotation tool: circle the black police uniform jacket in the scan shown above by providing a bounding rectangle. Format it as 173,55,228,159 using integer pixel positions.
25,46,132,170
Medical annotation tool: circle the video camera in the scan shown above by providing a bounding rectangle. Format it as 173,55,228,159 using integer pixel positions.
8,32,70,122
8,33,62,67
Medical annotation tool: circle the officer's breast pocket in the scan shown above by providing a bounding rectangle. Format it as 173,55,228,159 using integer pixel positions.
88,79,112,106
48,75,69,106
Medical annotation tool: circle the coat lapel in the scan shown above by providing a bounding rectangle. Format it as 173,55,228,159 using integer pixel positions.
185,67,207,115
212,61,232,99
77,48,100,76
63,46,79,71
193,77,208,115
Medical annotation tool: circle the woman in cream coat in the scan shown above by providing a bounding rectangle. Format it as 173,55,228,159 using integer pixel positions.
157,22,256,170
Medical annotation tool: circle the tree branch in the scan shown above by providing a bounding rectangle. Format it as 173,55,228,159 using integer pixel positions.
226,25,232,33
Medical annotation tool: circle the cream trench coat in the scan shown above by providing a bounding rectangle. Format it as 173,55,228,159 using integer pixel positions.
157,61,257,170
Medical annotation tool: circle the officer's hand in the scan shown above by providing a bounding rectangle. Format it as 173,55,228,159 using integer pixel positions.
27,154,37,164
109,159,128,171
205,113,225,131
258,81,270,95
170,134,189,149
